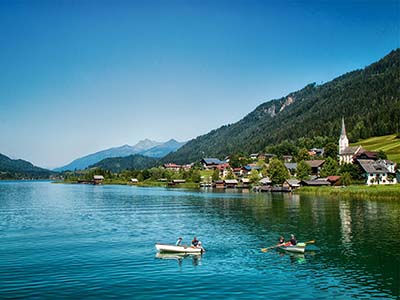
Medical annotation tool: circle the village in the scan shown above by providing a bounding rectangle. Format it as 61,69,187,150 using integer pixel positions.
90,118,399,191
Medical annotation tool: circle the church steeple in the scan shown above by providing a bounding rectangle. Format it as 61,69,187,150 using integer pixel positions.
339,117,349,154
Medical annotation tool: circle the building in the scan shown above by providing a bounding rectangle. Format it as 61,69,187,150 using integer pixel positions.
283,179,301,190
201,158,226,169
357,159,397,185
305,160,325,176
338,118,363,164
163,163,181,171
93,175,104,184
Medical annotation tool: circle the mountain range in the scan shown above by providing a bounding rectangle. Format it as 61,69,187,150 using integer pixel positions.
54,139,185,172
0,153,55,179
162,49,400,164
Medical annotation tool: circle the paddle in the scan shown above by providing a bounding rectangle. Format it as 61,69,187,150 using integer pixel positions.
261,240,315,252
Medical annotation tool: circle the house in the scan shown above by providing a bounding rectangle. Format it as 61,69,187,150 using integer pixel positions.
168,179,186,186
93,175,104,184
239,178,251,185
233,167,243,177
310,148,324,157
284,163,298,175
282,155,293,163
338,118,364,164
260,153,276,161
216,163,231,178
224,179,238,188
283,179,301,190
259,177,272,186
130,178,139,184
201,158,226,169
213,180,225,189
354,150,378,161
242,164,262,175
163,163,181,171
249,153,259,160
357,159,397,185
305,160,325,176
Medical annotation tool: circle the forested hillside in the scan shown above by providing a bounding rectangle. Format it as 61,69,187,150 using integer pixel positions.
0,153,55,179
163,49,400,164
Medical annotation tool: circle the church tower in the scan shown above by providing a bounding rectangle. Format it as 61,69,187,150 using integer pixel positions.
339,117,349,154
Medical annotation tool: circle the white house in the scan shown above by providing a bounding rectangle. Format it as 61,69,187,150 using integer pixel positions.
357,159,397,185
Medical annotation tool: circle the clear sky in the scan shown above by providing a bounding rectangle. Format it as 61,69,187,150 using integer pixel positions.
0,0,398,168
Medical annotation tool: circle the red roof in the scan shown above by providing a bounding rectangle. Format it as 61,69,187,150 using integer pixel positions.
327,176,341,182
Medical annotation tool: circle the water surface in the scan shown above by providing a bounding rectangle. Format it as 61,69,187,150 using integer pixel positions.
0,181,398,299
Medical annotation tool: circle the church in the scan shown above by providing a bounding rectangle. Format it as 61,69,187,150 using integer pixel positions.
338,118,363,164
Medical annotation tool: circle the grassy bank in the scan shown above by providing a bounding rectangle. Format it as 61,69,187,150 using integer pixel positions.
297,184,400,200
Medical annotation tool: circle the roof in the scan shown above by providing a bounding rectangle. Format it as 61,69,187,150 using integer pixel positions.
341,146,362,155
301,180,331,186
305,160,325,168
202,158,225,165
224,179,238,184
243,165,262,171
358,159,389,174
284,163,298,170
285,179,300,186
327,176,341,182
240,178,250,183
355,150,378,160
164,163,181,168
216,163,230,170
93,175,104,180
131,178,139,182
259,177,272,184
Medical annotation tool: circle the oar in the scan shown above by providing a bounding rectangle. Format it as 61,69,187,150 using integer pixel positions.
261,240,315,252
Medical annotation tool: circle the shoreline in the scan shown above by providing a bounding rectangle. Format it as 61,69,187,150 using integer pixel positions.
55,180,400,199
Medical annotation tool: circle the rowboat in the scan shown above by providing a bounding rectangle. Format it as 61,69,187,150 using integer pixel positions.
278,242,306,254
155,243,205,254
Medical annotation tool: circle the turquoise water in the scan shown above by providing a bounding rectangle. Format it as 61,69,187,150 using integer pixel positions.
0,181,398,299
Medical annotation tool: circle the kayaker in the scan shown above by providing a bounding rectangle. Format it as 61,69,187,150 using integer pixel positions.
278,236,285,244
176,237,183,246
290,234,297,246
191,236,199,247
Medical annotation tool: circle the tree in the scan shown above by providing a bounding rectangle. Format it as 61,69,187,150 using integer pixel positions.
225,169,235,179
377,150,388,160
297,148,310,162
324,142,338,159
268,158,289,184
320,157,338,177
296,160,311,180
249,169,260,183
212,169,220,181
191,170,201,183
339,172,352,186
339,163,363,180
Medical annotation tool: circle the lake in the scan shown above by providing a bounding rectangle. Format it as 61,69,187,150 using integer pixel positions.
0,181,398,299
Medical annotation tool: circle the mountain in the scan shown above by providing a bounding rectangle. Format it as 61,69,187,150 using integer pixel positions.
0,153,55,179
140,139,186,158
90,154,159,173
54,139,184,171
163,49,400,164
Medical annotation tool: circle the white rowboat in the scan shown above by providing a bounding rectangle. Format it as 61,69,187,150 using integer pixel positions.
155,243,205,254
278,242,307,254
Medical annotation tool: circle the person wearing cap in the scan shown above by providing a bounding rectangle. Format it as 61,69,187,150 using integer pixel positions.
176,237,183,246
290,234,297,246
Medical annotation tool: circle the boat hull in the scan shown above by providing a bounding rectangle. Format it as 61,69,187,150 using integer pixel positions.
155,243,204,254
279,245,305,253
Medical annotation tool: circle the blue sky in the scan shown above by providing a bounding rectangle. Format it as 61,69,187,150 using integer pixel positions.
0,0,398,168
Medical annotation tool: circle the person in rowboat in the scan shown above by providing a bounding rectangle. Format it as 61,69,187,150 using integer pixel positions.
176,237,183,246
191,236,199,247
290,234,297,246
278,236,285,244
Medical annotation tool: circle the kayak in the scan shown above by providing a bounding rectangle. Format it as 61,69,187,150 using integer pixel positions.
278,242,306,254
155,243,205,254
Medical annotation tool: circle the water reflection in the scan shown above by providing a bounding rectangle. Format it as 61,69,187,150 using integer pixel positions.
155,252,203,268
